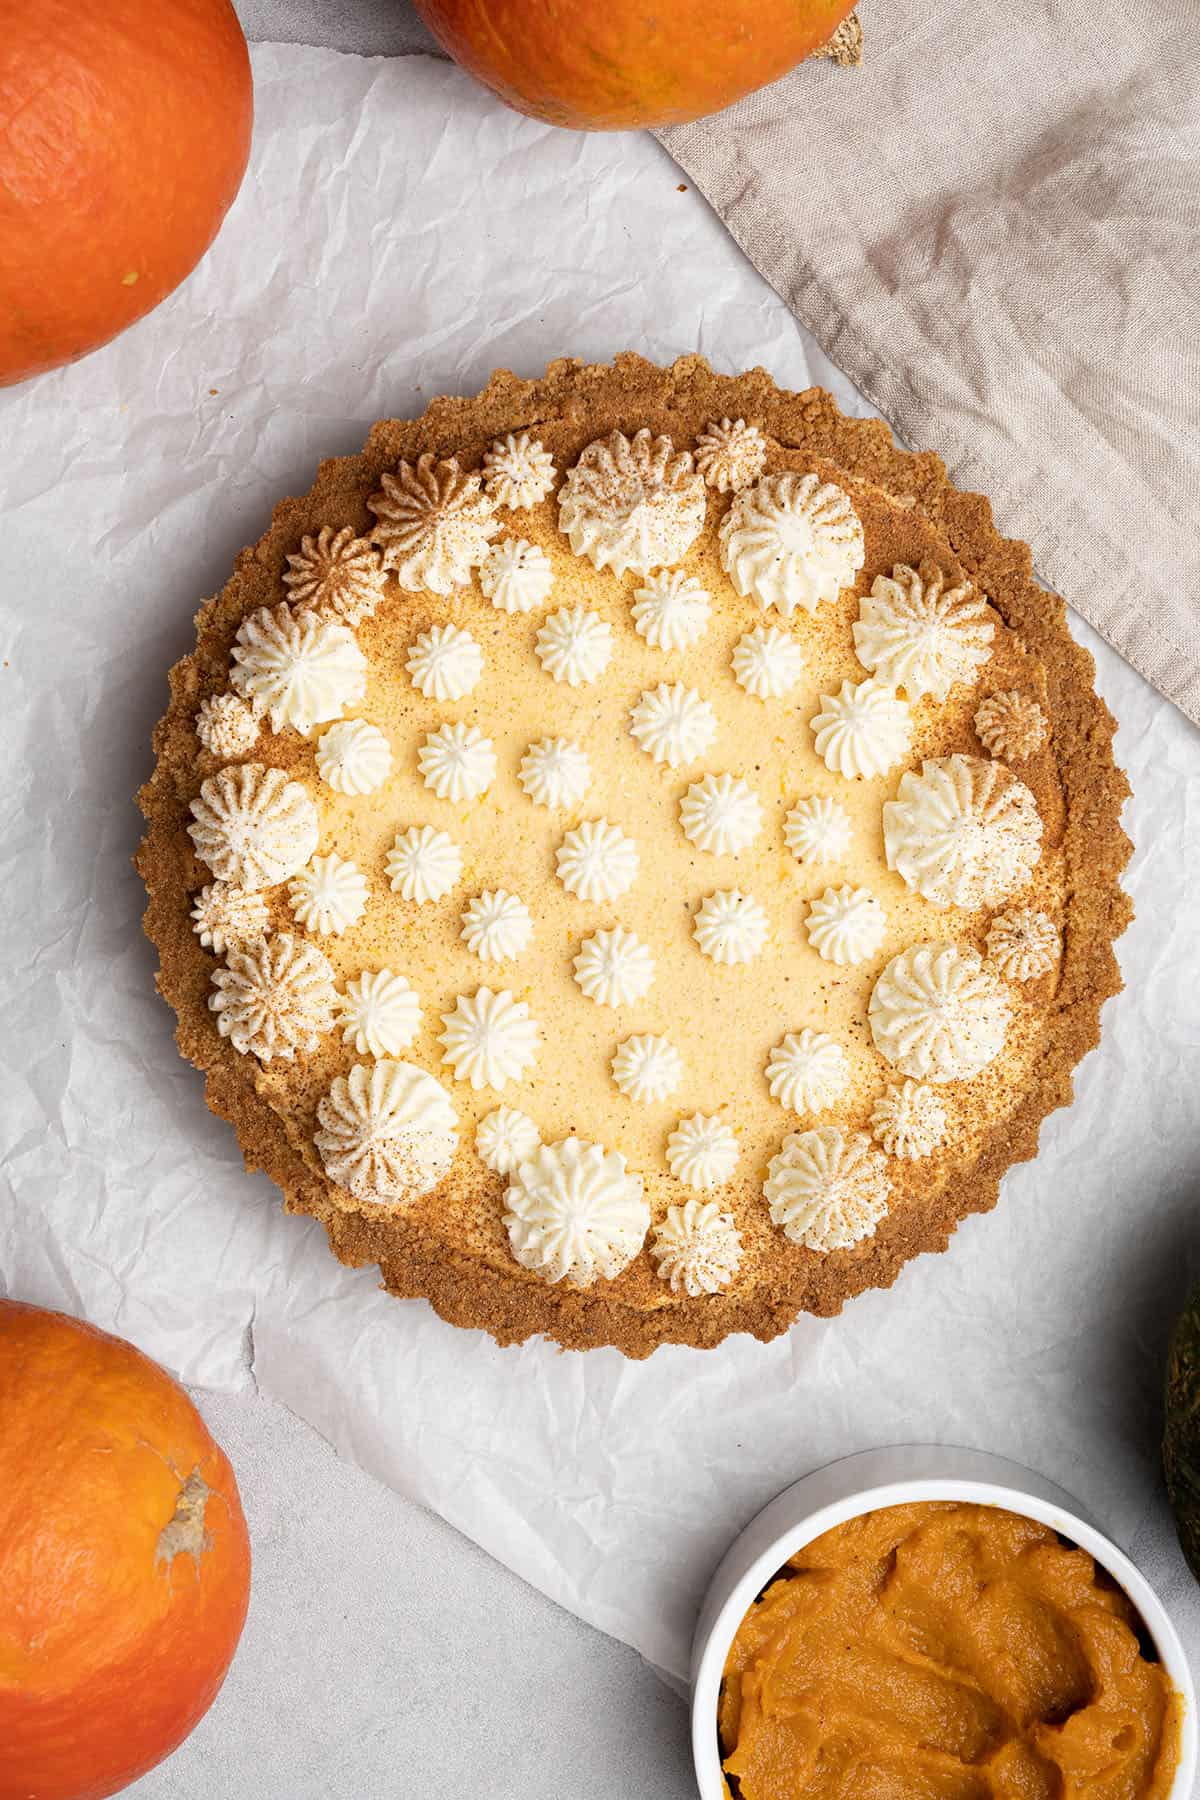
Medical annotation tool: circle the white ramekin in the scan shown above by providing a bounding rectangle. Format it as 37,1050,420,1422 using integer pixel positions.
691,1445,1197,1799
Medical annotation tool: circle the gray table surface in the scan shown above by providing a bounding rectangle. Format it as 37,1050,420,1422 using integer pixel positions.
132,1388,695,1799
240,0,436,55
123,8,1199,1797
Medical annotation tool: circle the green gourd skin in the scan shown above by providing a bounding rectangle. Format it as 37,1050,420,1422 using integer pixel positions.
1164,1287,1200,1582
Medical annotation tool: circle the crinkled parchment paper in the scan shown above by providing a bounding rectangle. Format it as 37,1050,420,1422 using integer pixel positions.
3,46,1199,1683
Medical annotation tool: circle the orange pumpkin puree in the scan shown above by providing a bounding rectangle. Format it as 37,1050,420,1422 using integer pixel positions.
720,1501,1182,1800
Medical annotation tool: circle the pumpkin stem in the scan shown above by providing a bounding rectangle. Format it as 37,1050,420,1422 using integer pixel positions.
156,1469,213,1573
810,13,863,66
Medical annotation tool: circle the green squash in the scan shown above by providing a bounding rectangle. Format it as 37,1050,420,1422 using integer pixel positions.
1164,1283,1200,1582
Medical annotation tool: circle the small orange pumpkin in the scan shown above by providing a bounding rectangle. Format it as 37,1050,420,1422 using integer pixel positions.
409,0,857,128
0,0,252,385
0,1302,251,1800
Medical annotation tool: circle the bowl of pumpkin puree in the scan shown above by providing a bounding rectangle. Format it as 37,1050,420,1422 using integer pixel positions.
691,1448,1195,1800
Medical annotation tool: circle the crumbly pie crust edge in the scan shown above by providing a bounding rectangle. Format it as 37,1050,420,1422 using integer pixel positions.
135,353,1132,1357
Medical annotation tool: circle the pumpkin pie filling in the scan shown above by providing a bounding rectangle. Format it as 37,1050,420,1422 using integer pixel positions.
720,1502,1182,1800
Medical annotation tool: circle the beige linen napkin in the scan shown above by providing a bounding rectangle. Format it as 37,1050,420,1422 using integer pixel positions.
660,1,1200,725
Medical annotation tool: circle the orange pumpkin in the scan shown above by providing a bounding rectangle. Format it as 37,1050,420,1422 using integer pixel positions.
409,0,856,128
0,0,253,386
0,1302,251,1800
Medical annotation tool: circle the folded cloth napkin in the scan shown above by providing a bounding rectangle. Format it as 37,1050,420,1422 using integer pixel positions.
660,1,1200,725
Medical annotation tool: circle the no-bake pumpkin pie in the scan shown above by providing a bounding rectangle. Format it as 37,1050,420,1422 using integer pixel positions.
136,355,1131,1355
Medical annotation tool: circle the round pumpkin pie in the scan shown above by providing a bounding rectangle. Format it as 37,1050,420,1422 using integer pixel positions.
136,354,1130,1356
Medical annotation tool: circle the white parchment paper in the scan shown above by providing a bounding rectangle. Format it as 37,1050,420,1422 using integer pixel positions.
3,45,1199,1685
